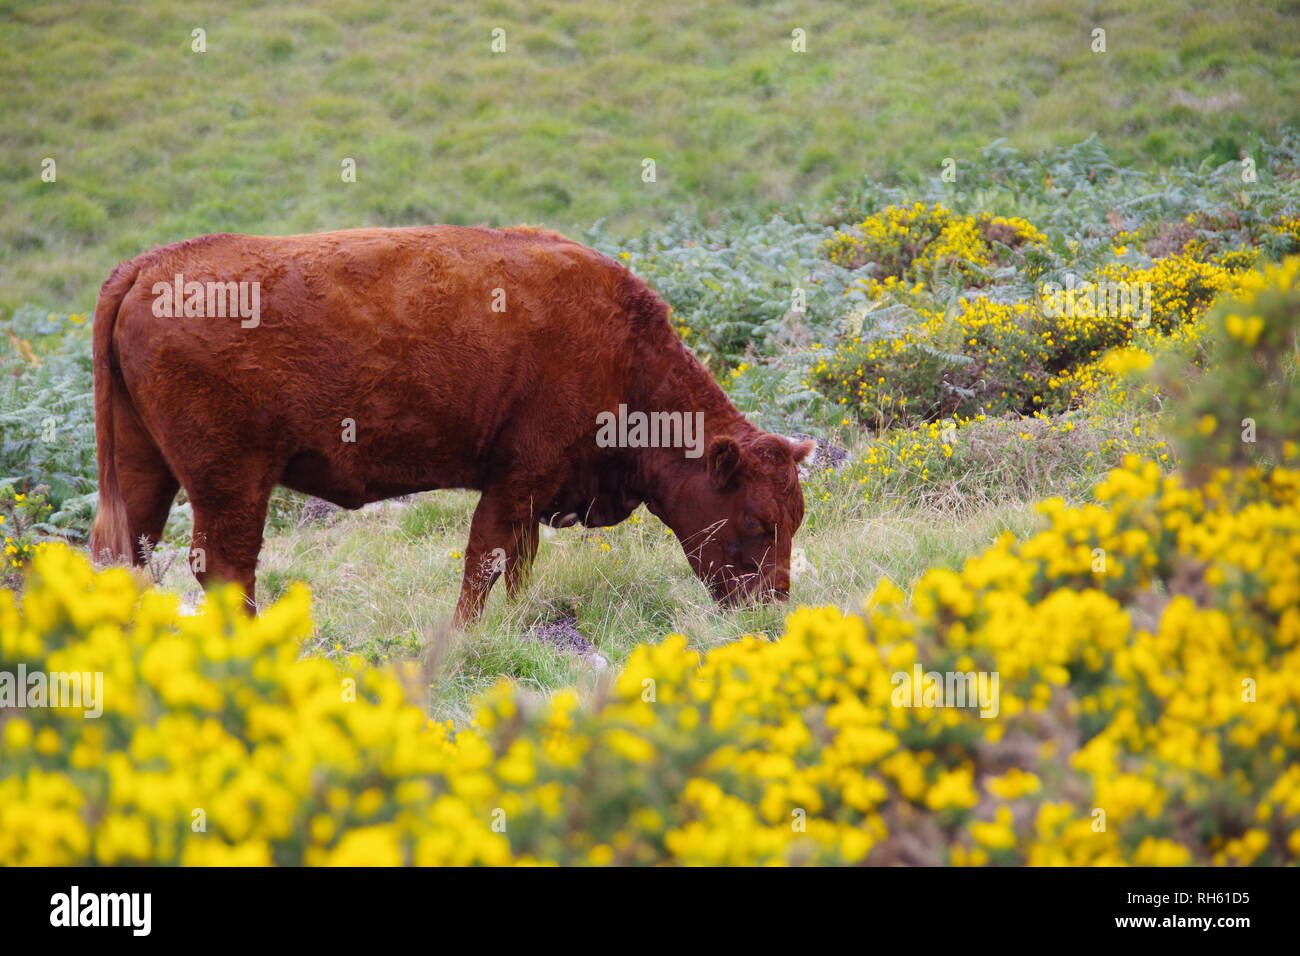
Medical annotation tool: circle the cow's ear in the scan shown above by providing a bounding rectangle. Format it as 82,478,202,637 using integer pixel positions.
790,438,816,464
707,436,742,491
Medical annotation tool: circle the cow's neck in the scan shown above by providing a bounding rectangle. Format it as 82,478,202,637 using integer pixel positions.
621,333,758,508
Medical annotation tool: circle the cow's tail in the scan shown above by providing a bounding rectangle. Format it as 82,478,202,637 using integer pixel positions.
89,261,141,566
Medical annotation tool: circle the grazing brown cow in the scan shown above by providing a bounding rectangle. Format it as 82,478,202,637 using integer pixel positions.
90,226,813,623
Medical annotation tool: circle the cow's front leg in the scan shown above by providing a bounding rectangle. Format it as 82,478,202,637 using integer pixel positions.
454,488,539,626
505,519,539,597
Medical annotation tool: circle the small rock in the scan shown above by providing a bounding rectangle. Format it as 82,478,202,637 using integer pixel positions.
525,616,607,668
360,494,418,516
298,496,342,527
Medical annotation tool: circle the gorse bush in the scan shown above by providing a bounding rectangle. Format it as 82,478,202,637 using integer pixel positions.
3,461,1297,865
824,202,1046,282
813,224,1272,431
800,158,1296,507
2,260,1298,867
1159,257,1300,478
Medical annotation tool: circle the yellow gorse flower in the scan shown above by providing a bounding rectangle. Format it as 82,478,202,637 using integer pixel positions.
2,446,1298,866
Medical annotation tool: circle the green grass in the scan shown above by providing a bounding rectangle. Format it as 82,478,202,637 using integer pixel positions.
2,0,1298,311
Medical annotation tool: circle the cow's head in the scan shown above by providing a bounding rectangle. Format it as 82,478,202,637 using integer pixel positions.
654,433,814,606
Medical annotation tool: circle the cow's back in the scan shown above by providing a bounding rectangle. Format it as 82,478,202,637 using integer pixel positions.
111,227,642,501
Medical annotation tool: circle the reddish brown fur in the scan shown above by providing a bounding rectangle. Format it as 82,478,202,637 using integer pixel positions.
90,226,812,623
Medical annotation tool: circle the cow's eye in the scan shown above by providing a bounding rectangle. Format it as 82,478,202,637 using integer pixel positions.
742,514,769,536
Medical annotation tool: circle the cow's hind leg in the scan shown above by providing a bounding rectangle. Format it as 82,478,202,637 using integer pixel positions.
183,464,277,612
116,427,180,565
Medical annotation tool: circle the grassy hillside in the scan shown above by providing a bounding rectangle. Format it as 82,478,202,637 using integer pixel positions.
2,0,1298,311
